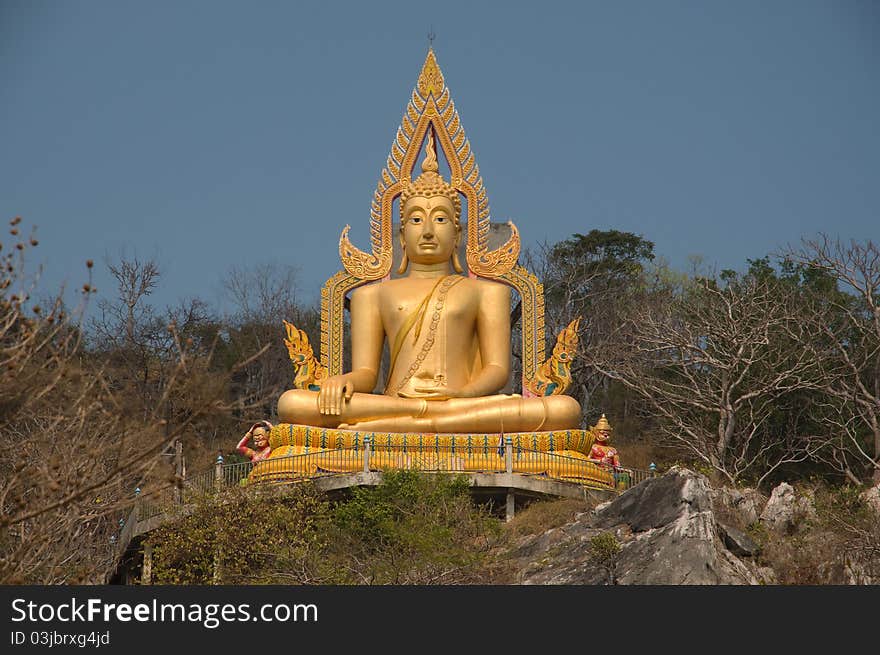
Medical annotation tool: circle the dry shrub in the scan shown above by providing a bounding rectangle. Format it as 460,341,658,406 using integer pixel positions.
0,220,257,583
615,441,658,472
750,482,879,584
504,498,594,539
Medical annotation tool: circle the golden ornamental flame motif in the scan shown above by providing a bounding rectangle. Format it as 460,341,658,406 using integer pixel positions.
526,318,581,397
283,319,328,391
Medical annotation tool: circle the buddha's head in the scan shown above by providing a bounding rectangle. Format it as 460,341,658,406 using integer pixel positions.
398,130,463,274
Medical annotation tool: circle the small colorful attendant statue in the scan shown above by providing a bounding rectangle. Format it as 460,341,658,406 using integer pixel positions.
588,414,620,468
236,420,273,462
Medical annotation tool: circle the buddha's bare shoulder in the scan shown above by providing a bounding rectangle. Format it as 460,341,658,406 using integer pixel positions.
353,275,508,299
433,275,509,301
356,278,408,302
350,282,381,305
464,276,510,298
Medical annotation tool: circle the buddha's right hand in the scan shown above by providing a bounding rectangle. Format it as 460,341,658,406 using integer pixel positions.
317,374,355,416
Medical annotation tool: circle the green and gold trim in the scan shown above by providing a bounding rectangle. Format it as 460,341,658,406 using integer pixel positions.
269,423,594,455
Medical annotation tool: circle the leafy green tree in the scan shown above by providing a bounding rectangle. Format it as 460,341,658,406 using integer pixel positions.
149,485,331,584
524,230,656,420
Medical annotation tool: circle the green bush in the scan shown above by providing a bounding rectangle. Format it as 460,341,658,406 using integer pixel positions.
147,471,502,585
328,470,501,584
589,532,621,562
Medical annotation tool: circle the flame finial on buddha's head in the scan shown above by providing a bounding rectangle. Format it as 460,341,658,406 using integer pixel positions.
397,129,464,274
399,129,462,225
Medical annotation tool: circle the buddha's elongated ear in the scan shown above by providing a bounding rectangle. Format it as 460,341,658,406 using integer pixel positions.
451,229,463,273
397,245,409,275
396,226,409,274
397,252,409,275
451,250,463,273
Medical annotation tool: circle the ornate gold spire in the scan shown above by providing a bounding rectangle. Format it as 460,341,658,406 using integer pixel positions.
399,129,462,222
422,128,438,172
338,48,520,280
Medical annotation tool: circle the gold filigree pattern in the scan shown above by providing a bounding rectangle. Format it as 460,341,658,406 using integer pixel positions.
457,140,470,166
411,89,426,113
501,264,546,383
320,270,364,375
339,225,392,280
447,112,460,138
391,142,404,165
436,87,450,112
417,53,444,97
440,99,455,124
451,129,465,151
268,423,595,455
469,221,521,278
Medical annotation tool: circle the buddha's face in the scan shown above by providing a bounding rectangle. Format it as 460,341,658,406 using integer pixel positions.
401,195,459,265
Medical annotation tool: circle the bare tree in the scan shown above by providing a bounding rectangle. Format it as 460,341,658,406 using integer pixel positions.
590,274,824,486
90,256,165,417
784,236,880,483
0,223,262,583
0,222,184,582
221,262,318,420
223,262,300,324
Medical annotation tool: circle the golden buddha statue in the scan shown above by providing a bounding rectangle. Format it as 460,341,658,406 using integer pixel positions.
254,50,612,484
278,131,580,433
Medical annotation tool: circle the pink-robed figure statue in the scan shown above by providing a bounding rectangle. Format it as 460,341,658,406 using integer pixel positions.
588,414,620,468
236,421,273,462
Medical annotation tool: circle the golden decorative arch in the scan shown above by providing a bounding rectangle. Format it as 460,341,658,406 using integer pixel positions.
322,49,545,383
338,48,520,281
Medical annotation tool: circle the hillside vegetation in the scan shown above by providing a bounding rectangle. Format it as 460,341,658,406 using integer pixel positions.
145,470,880,585
2,217,878,583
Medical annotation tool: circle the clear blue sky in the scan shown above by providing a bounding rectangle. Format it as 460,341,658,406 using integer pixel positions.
2,0,878,313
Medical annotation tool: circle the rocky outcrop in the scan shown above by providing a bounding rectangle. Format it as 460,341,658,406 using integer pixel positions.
711,486,765,526
513,467,759,585
717,522,760,557
759,482,817,535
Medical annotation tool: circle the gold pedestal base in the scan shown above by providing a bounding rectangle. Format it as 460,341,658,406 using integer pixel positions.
250,424,621,489
268,423,596,454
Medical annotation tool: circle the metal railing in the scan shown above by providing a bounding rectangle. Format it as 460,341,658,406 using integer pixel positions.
132,437,656,523
185,468,217,496
136,486,176,521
